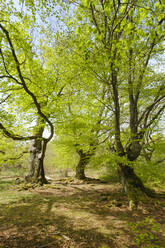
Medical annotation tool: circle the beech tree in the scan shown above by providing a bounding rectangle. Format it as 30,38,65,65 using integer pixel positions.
0,2,64,183
45,30,112,179
0,23,54,183
67,0,165,206
1,0,165,204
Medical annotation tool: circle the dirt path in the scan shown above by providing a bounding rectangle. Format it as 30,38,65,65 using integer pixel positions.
0,178,165,248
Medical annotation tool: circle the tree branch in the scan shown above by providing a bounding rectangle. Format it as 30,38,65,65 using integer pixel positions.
0,123,38,141
138,94,165,126
0,49,22,85
111,64,125,156
0,94,11,104
2,150,28,162
0,23,54,142
154,157,165,165
90,4,101,35
145,103,165,129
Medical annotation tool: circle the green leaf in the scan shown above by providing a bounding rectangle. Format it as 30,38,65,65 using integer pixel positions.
83,0,91,7
75,26,81,34
155,2,160,8
68,19,73,26
157,25,162,35
158,14,164,22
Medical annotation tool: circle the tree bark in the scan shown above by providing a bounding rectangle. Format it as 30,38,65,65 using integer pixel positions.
118,164,145,192
117,160,157,209
75,149,91,180
75,150,88,179
110,65,148,208
25,121,47,184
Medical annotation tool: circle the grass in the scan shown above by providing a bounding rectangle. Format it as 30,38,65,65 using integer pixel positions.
0,176,165,248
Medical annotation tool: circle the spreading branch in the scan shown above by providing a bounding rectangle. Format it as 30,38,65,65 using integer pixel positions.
0,123,38,141
0,49,22,85
0,94,11,104
138,94,165,126
1,150,28,162
0,23,54,142
145,103,165,129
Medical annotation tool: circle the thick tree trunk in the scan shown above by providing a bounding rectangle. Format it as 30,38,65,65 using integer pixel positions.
117,161,153,209
118,164,145,192
75,149,91,180
116,139,152,209
25,120,47,184
25,138,47,184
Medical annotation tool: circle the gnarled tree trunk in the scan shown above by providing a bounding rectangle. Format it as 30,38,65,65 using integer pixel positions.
75,149,89,179
117,163,147,209
110,65,149,209
75,141,97,180
75,147,96,180
25,120,47,184
117,141,154,209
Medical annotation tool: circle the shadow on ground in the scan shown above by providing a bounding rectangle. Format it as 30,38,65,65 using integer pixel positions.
0,179,165,248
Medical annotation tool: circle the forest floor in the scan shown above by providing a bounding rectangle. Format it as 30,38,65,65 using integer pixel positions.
0,177,165,248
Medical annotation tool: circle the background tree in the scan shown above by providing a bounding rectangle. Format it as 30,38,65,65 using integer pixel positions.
44,29,114,179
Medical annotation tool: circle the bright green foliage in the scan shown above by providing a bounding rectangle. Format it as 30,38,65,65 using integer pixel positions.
0,0,67,179
0,0,165,185
0,0,65,137
136,134,165,187
45,142,78,171
0,135,28,168
70,0,165,159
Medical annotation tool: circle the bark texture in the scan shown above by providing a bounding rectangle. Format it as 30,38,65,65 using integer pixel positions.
110,64,147,208
75,150,88,179
118,165,143,192
25,122,47,184
75,149,94,180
